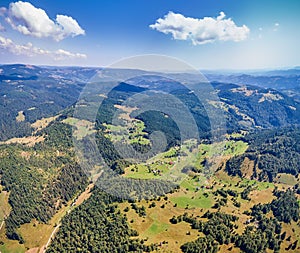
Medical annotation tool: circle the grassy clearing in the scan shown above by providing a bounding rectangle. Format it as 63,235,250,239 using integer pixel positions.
280,221,300,252
16,111,25,122
31,115,59,133
240,178,274,191
170,193,212,209
63,117,95,140
18,197,73,250
198,140,248,158
104,104,150,146
124,137,248,184
120,166,277,251
0,191,24,253
142,215,170,238
0,239,25,253
0,136,45,147
0,189,10,221
124,162,174,180
26,186,92,251
274,173,297,186
120,165,294,252
104,119,150,146
119,197,199,252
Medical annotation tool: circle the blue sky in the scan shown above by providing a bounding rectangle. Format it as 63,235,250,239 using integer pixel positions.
0,0,299,69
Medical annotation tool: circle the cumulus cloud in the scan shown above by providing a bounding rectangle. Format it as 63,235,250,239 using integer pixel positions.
150,11,250,45
0,35,87,60
2,1,85,41
54,49,87,61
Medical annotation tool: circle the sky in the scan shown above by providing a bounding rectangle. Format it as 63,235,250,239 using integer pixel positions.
0,0,299,70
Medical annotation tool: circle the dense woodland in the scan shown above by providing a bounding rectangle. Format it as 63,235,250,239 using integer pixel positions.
176,210,283,253
213,82,300,130
0,65,94,140
250,189,299,223
0,121,88,242
226,127,300,181
46,189,156,253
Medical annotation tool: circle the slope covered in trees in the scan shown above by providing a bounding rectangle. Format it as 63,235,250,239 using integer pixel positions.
226,127,300,181
46,189,155,253
0,121,88,243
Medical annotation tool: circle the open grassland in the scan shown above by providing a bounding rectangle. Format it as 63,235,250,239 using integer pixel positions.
0,115,61,147
104,119,150,145
124,137,248,183
274,173,298,186
16,111,25,122
103,104,150,146
0,189,10,222
0,136,45,147
31,115,60,133
63,117,95,140
119,169,288,252
0,239,25,253
118,136,300,252
119,196,200,252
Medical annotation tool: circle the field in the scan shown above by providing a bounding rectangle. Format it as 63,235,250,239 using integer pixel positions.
124,137,248,183
63,117,95,140
117,133,300,252
274,173,298,186
0,115,60,147
118,136,262,251
31,115,60,133
0,188,11,222
119,168,281,252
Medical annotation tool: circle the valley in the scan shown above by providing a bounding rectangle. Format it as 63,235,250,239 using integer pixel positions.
0,64,299,252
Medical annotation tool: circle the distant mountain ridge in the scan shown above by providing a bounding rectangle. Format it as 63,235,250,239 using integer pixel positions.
206,67,300,101
1,64,300,141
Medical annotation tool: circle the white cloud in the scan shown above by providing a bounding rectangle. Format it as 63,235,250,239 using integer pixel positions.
54,49,87,61
0,35,87,60
0,23,5,31
150,11,250,45
2,1,85,41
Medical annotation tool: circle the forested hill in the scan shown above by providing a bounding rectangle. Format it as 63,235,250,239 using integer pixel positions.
0,118,88,245
207,68,300,102
0,64,96,140
226,127,300,182
1,64,300,142
212,82,300,130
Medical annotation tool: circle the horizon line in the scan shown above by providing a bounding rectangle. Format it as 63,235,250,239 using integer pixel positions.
0,62,299,73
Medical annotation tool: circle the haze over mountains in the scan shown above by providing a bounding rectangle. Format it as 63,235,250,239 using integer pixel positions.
1,64,300,141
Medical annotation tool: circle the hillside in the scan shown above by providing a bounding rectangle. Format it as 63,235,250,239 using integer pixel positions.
0,65,299,252
1,64,300,141
207,70,300,102
226,127,300,182
0,64,96,141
